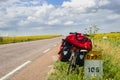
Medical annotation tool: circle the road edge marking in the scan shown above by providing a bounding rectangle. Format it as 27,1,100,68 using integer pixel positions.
43,49,50,53
53,44,57,47
0,61,31,80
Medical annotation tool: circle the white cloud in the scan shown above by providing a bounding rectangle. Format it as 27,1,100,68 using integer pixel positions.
62,0,97,13
86,19,90,23
30,0,39,5
18,20,29,26
0,0,20,7
0,0,120,35
107,14,120,20
48,19,61,25
64,21,74,25
17,4,55,26
62,0,96,8
99,0,110,6
27,16,35,20
0,22,7,28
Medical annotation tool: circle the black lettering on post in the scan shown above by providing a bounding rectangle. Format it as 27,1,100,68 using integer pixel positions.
96,67,100,72
88,67,91,72
88,67,100,73
91,67,95,72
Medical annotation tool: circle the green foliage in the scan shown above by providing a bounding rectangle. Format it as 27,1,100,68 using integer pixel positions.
103,55,120,80
48,61,86,80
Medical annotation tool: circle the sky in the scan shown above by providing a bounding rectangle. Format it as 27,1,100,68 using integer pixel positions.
0,0,120,36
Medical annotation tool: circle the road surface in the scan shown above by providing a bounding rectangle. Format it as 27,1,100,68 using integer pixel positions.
0,37,62,80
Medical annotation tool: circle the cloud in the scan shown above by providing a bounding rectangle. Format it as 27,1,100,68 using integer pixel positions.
62,0,96,8
48,19,61,25
107,14,120,20
61,0,111,13
0,0,120,35
62,0,96,13
64,21,74,25
99,0,120,14
0,0,8,2
99,0,110,6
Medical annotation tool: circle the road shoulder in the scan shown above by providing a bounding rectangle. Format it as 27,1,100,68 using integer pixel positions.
10,46,59,80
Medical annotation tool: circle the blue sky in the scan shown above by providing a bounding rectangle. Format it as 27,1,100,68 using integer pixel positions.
46,0,70,6
0,0,120,36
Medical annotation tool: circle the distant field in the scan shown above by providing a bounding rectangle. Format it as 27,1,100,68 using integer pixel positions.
94,32,120,41
0,34,61,44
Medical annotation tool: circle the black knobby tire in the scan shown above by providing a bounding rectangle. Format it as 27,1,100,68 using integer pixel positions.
67,57,79,74
75,65,79,74
67,59,73,74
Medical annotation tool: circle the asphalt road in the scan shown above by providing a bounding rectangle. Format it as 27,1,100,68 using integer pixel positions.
0,37,62,80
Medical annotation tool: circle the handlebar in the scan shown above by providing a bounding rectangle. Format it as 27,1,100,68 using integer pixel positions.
69,32,90,37
80,49,88,52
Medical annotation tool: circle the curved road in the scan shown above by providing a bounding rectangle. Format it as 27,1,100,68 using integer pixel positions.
0,37,62,80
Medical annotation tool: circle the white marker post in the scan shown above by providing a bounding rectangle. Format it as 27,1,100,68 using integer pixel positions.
84,51,103,80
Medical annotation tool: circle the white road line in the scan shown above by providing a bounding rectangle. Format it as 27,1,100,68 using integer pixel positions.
43,49,50,53
0,61,31,80
53,44,57,47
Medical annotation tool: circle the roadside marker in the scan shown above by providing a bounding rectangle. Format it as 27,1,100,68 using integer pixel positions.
84,51,103,80
0,61,31,80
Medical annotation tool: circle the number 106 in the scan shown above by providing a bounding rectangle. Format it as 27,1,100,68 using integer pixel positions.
88,67,100,72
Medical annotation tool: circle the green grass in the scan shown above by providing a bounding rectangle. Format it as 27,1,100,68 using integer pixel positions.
0,34,61,44
48,39,120,80
48,61,86,80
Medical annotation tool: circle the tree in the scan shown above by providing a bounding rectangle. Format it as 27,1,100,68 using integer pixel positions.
84,24,99,39
84,24,100,47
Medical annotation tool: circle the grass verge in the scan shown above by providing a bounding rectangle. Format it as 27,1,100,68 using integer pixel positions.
48,40,120,80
